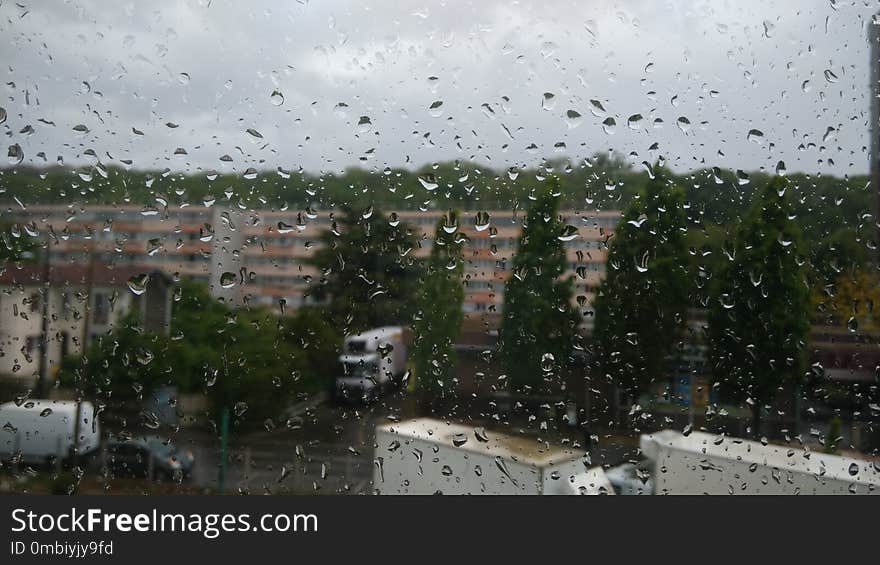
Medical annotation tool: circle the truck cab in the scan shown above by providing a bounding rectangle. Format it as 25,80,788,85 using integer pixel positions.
334,326,407,403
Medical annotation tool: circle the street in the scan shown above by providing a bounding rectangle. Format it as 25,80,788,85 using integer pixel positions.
167,390,640,495
177,391,418,495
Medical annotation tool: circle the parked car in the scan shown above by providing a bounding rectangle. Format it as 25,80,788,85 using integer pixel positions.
102,436,194,482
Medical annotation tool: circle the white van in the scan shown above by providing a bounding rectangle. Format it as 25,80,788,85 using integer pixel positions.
0,400,100,465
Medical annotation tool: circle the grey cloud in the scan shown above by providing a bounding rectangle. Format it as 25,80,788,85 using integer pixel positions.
0,0,873,177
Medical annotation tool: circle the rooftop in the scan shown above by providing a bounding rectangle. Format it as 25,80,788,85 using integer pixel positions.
376,417,586,468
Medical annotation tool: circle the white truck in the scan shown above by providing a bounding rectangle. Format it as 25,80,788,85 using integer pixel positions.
0,400,101,465
335,326,408,402
640,429,880,495
373,417,613,495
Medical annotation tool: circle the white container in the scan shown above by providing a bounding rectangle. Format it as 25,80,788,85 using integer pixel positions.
373,418,612,495
640,429,880,495
0,400,100,465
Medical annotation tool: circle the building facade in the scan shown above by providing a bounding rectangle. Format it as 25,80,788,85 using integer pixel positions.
0,263,171,381
7,204,620,318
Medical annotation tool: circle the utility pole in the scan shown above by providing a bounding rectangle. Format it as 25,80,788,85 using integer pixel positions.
36,245,51,398
870,15,880,255
70,235,95,467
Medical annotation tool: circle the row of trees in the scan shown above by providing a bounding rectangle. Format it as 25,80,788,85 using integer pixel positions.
300,170,837,440
594,172,813,436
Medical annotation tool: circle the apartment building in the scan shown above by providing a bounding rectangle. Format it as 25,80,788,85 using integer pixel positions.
6,204,620,317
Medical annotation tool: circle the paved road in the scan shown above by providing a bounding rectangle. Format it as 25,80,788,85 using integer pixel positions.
176,390,417,494
170,396,639,494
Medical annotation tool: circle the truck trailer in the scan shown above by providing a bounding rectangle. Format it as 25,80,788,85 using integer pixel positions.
373,417,613,494
0,400,100,465
640,429,880,495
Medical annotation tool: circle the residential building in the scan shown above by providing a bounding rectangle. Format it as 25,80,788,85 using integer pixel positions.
0,262,172,381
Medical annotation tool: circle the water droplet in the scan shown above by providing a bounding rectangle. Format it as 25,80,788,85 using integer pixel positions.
269,90,284,106
0,107,6,125
418,174,438,191
428,100,443,117
474,427,489,442
848,462,859,476
541,353,555,372
565,109,582,129
601,117,616,134
627,114,644,129
676,116,691,133
823,69,838,83
246,128,263,138
40,408,52,417
557,225,579,242
8,144,24,165
847,317,859,333
126,274,149,296
589,99,606,117
220,272,237,289
277,221,294,234
234,401,248,417
747,129,764,144
357,116,372,132
178,72,190,85
474,211,490,232
452,433,468,447
441,211,458,233
542,92,556,111
495,456,517,486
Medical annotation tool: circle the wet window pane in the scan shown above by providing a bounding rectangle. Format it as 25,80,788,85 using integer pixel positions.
0,1,878,495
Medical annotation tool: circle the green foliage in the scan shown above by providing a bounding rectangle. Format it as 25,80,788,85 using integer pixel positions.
0,220,38,263
825,417,842,455
500,177,579,394
307,206,422,333
593,169,691,397
413,212,465,400
708,177,811,431
60,312,175,400
59,280,341,426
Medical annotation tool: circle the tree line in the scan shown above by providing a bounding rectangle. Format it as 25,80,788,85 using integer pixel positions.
3,156,872,433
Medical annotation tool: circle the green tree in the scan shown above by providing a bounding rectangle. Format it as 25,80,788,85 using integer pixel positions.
413,211,465,404
307,206,421,333
500,177,579,395
60,280,341,428
593,170,690,402
0,220,37,263
60,313,174,401
708,177,810,438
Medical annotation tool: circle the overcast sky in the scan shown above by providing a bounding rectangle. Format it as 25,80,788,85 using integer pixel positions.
1,0,876,179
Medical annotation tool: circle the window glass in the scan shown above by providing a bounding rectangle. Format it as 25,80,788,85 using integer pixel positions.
0,0,878,496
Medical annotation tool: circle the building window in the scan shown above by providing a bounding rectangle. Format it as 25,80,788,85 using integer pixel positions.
29,292,40,313
93,292,109,325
